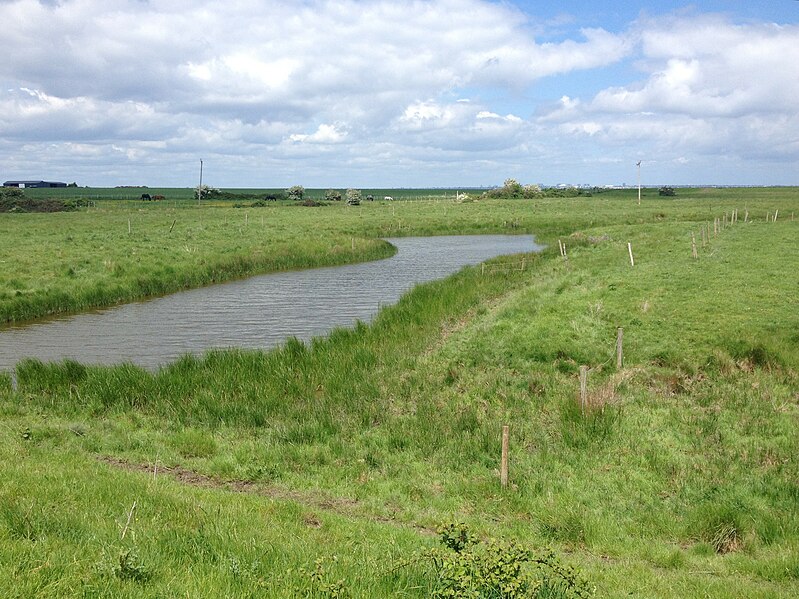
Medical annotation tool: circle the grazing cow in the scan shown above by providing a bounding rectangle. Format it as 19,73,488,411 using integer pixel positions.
384,196,394,201
152,194,165,201
140,193,151,201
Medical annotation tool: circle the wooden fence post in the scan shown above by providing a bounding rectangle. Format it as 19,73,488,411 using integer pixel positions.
500,425,509,489
579,366,589,414
616,328,624,369
691,233,697,259
627,243,635,267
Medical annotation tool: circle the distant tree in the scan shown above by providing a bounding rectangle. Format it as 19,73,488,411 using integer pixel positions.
287,185,305,201
346,188,362,205
503,178,523,196
194,184,220,200
325,189,342,202
67,182,78,187
522,184,542,196
659,186,676,196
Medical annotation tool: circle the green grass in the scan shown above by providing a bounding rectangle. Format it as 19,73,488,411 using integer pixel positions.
1,187,798,596
2,186,797,323
19,186,480,201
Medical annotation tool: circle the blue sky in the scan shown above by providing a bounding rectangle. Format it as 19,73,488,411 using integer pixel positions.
1,0,798,188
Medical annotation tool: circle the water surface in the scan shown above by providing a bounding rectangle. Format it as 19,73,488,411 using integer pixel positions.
0,235,540,371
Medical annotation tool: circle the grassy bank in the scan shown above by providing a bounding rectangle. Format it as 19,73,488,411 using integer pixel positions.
1,188,798,596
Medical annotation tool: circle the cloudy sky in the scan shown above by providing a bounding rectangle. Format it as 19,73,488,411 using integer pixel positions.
2,0,798,188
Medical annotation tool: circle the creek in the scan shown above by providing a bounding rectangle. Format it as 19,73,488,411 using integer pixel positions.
0,235,541,371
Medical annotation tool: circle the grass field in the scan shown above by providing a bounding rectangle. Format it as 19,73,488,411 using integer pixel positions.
2,186,795,324
1,187,798,597
19,186,483,202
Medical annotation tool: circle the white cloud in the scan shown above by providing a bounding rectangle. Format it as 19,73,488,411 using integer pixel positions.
537,13,799,177
289,123,348,144
0,1,796,186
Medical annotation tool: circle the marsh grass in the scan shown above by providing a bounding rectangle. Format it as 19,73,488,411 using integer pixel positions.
1,187,798,596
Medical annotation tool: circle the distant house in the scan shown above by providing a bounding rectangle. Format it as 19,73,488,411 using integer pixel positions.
3,180,67,188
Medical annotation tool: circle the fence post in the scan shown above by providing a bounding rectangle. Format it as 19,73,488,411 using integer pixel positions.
691,233,698,259
579,366,589,414
627,243,635,267
616,328,624,369
500,425,509,489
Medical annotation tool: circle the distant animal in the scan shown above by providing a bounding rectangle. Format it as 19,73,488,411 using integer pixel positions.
152,194,165,201
384,196,394,201
140,193,151,201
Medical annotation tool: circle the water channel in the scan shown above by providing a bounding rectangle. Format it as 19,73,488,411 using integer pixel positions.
0,235,541,372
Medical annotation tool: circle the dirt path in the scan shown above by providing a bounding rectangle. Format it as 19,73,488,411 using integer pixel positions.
98,455,437,536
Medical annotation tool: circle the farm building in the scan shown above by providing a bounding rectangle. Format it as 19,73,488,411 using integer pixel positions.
3,180,67,188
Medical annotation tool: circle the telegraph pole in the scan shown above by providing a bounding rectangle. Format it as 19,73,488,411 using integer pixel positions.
636,160,641,205
198,159,203,205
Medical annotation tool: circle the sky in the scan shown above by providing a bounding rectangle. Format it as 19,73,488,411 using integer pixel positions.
1,0,798,188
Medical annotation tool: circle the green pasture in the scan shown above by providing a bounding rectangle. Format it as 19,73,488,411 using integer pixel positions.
1,187,796,324
0,187,798,596
19,186,481,202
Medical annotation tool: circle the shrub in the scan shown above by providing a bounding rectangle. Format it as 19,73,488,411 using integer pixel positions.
0,188,81,213
194,185,220,200
325,189,343,202
287,185,305,201
428,523,594,598
346,189,362,205
482,180,582,200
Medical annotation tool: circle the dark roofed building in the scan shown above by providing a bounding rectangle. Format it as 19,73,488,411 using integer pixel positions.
3,180,67,188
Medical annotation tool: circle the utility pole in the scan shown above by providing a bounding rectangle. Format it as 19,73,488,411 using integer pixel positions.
636,160,641,205
198,159,203,205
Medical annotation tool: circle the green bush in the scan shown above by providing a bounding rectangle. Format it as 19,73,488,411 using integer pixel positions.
428,523,594,598
0,187,80,212
287,185,305,201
